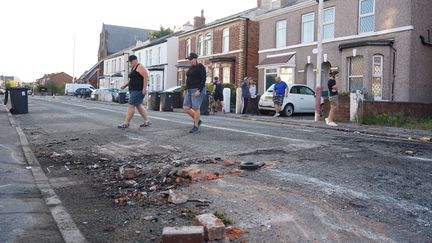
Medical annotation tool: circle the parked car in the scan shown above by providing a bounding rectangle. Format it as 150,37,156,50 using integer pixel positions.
0,88,5,95
74,88,93,98
258,83,324,116
114,88,130,103
90,88,119,101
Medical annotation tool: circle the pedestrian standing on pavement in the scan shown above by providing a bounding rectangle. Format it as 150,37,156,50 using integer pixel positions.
183,52,207,133
326,70,339,126
212,77,224,113
272,76,288,117
117,55,151,129
241,77,251,114
248,78,259,115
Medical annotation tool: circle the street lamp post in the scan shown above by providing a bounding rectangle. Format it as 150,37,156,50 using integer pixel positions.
315,0,324,122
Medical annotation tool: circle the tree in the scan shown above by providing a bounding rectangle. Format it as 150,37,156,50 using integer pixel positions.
5,80,17,88
149,26,176,39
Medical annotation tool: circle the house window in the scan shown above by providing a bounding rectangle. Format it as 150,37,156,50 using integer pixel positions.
204,33,212,56
359,0,375,33
372,55,383,99
197,35,204,56
186,39,191,57
276,20,287,48
280,67,294,84
265,68,277,90
177,71,183,86
112,60,116,74
145,50,149,67
348,56,364,92
222,67,230,84
149,49,153,66
323,7,335,40
158,47,162,64
105,62,109,75
302,13,314,43
137,53,141,64
222,28,229,53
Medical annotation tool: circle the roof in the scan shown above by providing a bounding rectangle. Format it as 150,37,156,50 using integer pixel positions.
178,8,258,37
103,24,154,55
78,60,103,80
133,31,182,51
258,54,295,67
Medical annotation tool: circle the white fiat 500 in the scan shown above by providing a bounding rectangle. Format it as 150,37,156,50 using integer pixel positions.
258,83,324,116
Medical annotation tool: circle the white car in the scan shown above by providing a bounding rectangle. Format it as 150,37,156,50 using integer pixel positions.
258,83,324,116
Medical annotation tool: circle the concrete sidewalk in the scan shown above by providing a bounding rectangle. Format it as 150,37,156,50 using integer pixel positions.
0,100,64,242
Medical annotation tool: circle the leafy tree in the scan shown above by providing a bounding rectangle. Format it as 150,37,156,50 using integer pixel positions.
5,80,17,88
149,26,176,39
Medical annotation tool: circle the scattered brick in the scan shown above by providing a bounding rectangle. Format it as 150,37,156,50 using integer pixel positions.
123,167,137,179
226,226,243,241
224,169,242,175
195,213,226,241
223,160,235,166
162,226,204,243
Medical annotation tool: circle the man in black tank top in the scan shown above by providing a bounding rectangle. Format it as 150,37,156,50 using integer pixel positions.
117,55,152,129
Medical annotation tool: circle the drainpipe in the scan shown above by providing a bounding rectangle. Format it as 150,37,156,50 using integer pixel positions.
244,19,249,79
391,46,397,101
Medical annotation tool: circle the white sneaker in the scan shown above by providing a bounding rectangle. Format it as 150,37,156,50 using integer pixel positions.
273,113,280,117
325,118,329,124
328,121,338,127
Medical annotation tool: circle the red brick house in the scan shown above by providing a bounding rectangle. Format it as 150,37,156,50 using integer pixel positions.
177,9,260,86
36,72,72,88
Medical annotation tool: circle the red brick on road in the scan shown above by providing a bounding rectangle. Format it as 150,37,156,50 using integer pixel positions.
162,226,204,243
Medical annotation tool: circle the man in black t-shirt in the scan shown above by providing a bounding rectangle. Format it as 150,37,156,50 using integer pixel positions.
183,53,207,133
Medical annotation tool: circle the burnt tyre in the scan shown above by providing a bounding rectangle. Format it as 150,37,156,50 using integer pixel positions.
283,104,294,117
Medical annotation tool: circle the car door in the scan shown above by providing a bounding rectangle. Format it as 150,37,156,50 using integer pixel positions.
298,86,316,112
288,86,302,112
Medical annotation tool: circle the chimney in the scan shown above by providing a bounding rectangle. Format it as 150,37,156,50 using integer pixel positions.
193,9,206,28
182,21,194,32
258,0,272,10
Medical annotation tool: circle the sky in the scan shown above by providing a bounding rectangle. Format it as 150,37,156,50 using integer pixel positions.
0,0,256,82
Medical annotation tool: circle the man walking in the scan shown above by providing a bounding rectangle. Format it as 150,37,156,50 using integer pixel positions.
272,76,288,117
183,53,207,133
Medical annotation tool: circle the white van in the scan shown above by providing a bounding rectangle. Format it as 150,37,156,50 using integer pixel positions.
65,84,95,95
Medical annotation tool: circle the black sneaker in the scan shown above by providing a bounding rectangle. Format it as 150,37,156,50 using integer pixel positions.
189,126,199,133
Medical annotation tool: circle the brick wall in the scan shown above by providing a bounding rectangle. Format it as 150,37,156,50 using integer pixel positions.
363,101,432,118
323,96,350,122
246,20,259,83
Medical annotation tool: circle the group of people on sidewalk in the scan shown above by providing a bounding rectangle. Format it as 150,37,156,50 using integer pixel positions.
240,77,260,115
116,52,340,133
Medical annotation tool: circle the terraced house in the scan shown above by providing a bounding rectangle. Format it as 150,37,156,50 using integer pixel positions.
177,9,260,85
256,0,432,102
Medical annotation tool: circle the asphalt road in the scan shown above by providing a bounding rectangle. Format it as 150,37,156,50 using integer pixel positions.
11,96,432,242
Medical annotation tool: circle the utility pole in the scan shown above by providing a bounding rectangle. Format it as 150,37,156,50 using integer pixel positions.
72,35,76,83
315,0,324,122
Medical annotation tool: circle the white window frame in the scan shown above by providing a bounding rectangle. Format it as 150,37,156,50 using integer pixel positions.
112,60,116,74
323,7,335,40
276,20,287,48
372,55,383,99
186,38,191,57
359,0,375,34
302,12,315,43
204,33,212,56
264,67,295,89
145,50,149,67
222,28,229,53
348,56,364,92
157,47,161,65
149,49,153,66
197,35,204,56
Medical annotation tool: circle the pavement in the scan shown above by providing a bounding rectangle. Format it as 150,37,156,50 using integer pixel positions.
0,96,86,243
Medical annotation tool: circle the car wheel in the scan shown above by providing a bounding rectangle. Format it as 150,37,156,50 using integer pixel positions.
283,104,294,117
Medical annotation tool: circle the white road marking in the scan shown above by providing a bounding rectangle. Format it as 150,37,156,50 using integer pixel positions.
0,184,12,188
35,98,318,144
407,156,432,162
